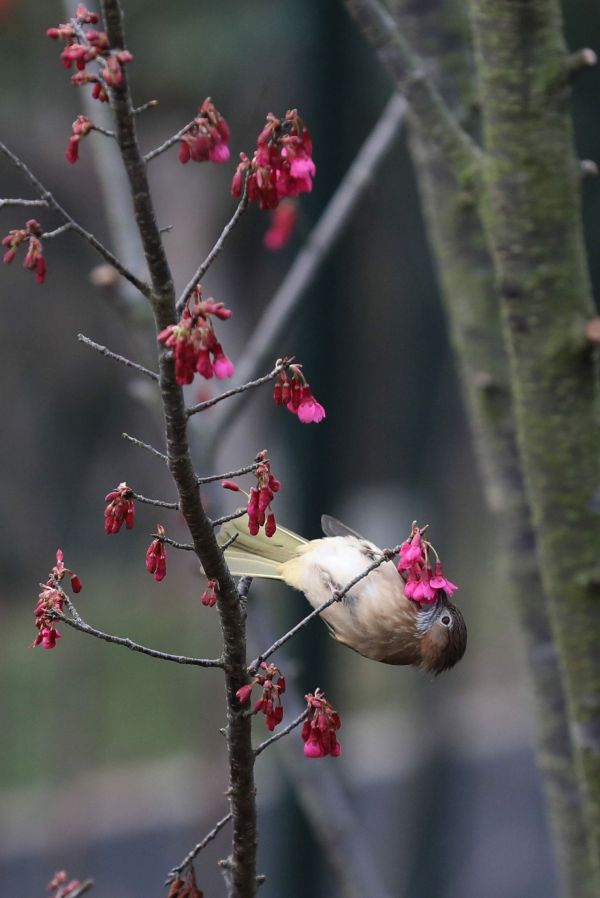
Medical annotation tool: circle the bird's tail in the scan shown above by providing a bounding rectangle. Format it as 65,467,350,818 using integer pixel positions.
217,515,307,579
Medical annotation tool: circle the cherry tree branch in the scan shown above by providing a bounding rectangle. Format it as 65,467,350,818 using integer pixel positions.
132,492,179,509
187,360,289,417
52,610,223,667
78,333,159,381
165,811,233,884
254,709,308,757
122,432,168,461
0,197,48,208
177,187,249,313
0,140,151,297
143,116,198,163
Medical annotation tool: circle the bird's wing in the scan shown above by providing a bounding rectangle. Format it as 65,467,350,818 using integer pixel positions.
320,514,366,540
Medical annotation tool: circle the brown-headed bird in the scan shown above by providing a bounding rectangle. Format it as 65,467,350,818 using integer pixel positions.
219,515,467,675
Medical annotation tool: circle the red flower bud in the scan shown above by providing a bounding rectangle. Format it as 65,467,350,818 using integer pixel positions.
221,480,240,491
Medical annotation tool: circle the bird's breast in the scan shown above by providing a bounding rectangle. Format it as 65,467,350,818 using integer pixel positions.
280,537,420,664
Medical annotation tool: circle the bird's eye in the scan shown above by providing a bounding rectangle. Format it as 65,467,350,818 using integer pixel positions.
441,615,451,627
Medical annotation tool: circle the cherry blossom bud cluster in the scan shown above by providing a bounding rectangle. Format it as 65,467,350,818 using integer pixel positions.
263,198,298,251
47,5,133,100
146,525,167,581
200,578,218,607
158,285,234,385
66,114,93,164
301,689,342,758
2,219,46,284
236,661,286,731
232,109,316,209
398,523,458,606
167,871,204,898
104,481,135,534
47,870,83,898
179,97,230,165
34,550,83,650
247,450,280,537
273,364,326,424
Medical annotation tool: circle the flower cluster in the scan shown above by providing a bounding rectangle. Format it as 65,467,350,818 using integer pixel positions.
104,481,135,534
274,364,326,424
301,689,341,758
146,525,167,582
232,109,315,209
263,198,298,250
34,550,82,650
2,218,46,284
47,5,133,100
200,578,218,607
158,286,234,385
48,871,84,898
179,97,230,165
236,662,286,731
66,114,93,164
398,524,458,605
247,450,280,537
167,870,204,898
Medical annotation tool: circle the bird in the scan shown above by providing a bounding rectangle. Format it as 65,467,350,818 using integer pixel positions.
219,514,467,675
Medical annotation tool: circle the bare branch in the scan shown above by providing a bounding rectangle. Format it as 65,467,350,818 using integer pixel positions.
249,548,399,672
159,535,195,551
0,140,151,297
207,94,407,443
122,432,168,461
196,461,260,485
144,116,198,163
67,880,94,898
211,508,247,528
254,709,308,757
0,197,48,209
187,360,288,417
165,812,232,883
177,188,249,313
53,610,223,667
78,333,159,381
133,99,159,116
132,492,179,510
42,223,74,239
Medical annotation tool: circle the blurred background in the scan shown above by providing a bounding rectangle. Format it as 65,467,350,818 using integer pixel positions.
2,1,600,896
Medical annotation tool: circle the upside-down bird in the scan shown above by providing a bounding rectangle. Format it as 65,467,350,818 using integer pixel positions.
219,515,467,675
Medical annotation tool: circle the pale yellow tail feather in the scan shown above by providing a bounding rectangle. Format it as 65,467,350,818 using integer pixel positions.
218,515,307,580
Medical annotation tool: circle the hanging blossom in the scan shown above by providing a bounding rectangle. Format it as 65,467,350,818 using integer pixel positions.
301,689,342,758
200,578,218,607
236,661,286,732
274,363,325,424
146,524,167,582
104,481,135,534
47,5,133,100
157,285,234,385
2,218,46,284
179,97,230,164
65,114,94,164
398,522,458,606
167,869,204,898
47,871,84,898
33,549,83,650
246,450,280,537
232,108,315,210
263,198,298,251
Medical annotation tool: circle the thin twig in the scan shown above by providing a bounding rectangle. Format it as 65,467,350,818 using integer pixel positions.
144,116,198,163
92,124,117,139
0,140,151,297
122,432,168,461
177,189,249,313
207,94,407,444
42,223,74,239
67,880,94,898
132,492,179,510
53,611,223,667
78,333,160,381
0,197,48,208
210,508,247,527
196,461,260,486
165,812,233,883
254,709,308,757
248,549,398,672
159,535,195,551
133,99,158,115
187,360,288,417
220,532,240,551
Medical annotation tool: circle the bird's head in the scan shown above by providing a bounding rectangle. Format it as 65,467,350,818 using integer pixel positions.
416,596,467,675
